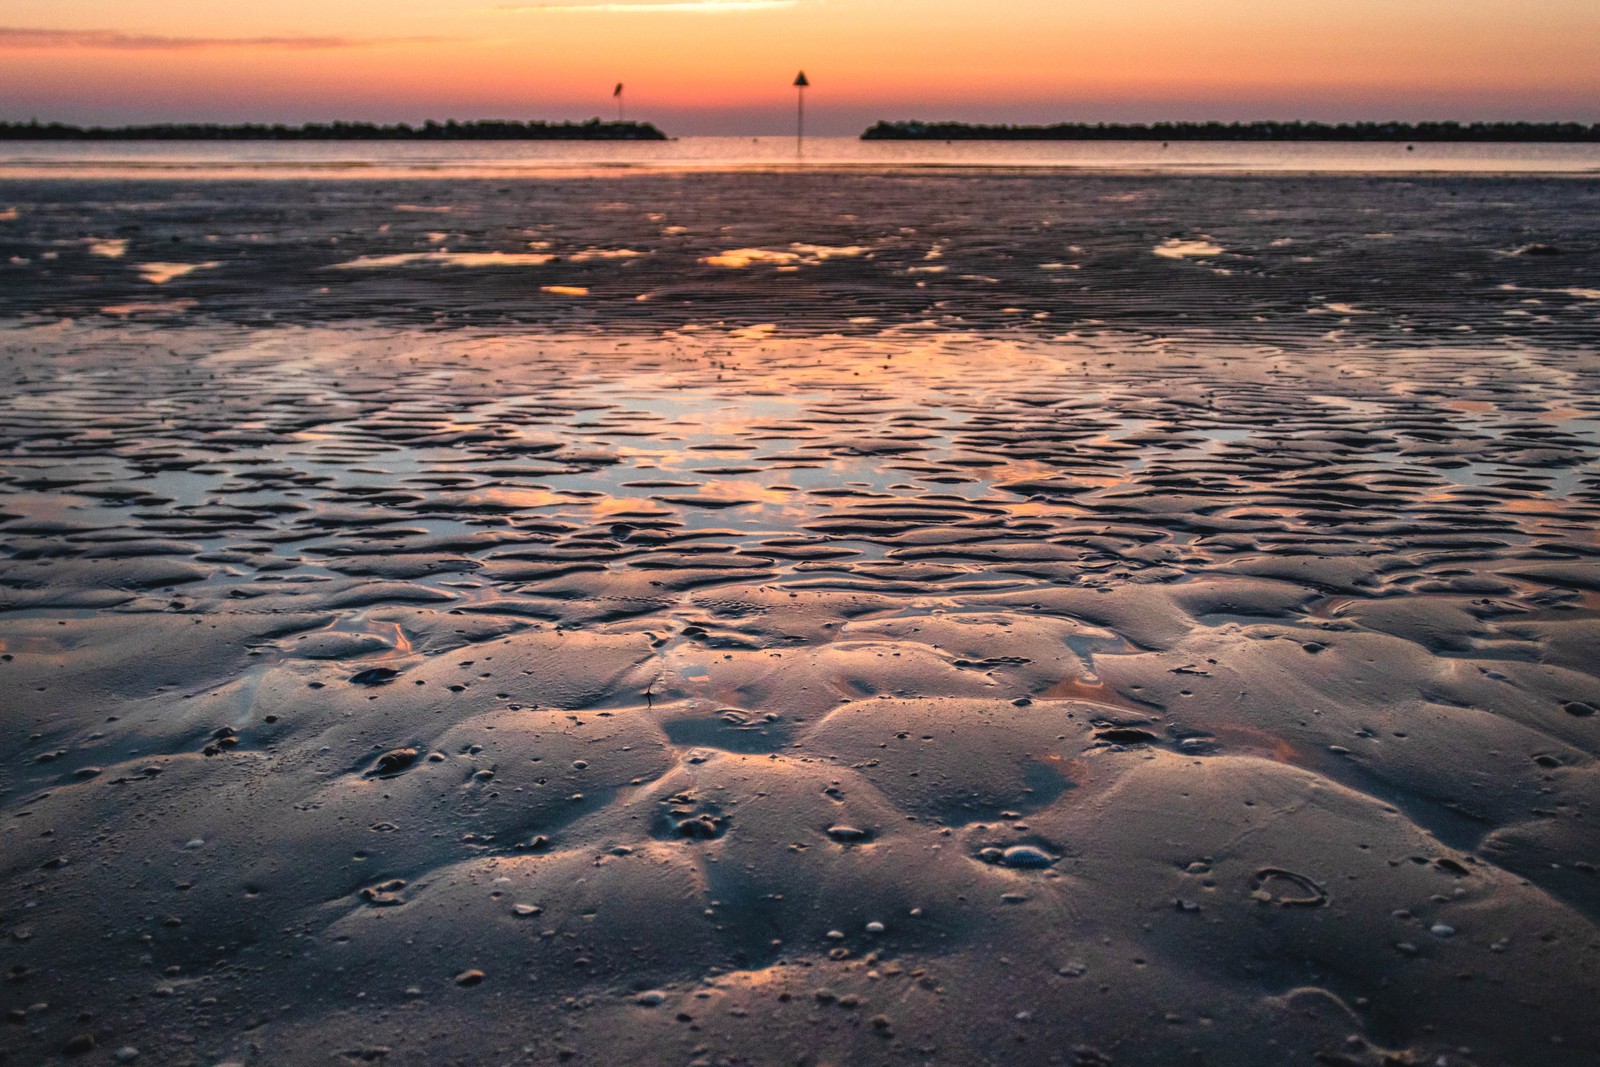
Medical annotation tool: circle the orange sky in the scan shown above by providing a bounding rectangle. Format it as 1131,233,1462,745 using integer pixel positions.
2,1,1598,133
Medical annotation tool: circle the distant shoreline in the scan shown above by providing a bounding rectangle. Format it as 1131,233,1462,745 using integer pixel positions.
862,121,1600,142
0,120,669,142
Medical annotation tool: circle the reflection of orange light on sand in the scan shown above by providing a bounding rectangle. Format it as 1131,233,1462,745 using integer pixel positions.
477,487,576,509
704,250,801,269
100,299,199,316
331,252,556,269
705,246,868,269
541,285,590,296
592,496,673,518
138,262,218,284
694,480,793,504
1041,677,1109,702
1005,500,1063,518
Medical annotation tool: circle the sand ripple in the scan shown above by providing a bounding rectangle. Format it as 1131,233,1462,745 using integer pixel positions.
1,170,1599,1064
0,320,1597,1064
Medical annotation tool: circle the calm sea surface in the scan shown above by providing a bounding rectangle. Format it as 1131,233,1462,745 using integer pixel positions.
3,135,1599,179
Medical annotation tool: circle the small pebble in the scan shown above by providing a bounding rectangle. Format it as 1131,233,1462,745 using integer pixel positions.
372,749,419,776
455,969,485,986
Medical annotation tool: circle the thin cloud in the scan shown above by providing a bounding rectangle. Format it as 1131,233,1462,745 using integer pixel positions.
496,1,801,13
0,27,443,51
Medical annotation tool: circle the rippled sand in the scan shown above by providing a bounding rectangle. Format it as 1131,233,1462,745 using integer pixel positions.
1,174,1599,1066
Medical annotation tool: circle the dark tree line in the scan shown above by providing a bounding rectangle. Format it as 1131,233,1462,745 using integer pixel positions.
862,120,1600,142
0,119,669,141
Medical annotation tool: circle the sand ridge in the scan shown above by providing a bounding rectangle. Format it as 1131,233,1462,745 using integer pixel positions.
0,170,1598,1064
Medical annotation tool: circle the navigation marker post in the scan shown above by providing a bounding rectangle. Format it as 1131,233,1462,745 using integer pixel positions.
614,83,625,123
794,71,809,157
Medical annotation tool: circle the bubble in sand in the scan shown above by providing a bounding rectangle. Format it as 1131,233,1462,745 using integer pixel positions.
999,845,1058,869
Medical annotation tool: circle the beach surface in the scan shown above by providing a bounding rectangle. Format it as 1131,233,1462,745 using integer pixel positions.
1,169,1598,1065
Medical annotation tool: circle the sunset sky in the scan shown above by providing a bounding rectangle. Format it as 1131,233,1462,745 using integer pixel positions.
2,0,1598,134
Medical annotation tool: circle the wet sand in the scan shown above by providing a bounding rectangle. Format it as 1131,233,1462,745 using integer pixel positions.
1,173,1599,1065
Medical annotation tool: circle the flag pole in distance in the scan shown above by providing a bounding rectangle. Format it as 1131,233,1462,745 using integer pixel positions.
614,83,625,123
794,71,809,157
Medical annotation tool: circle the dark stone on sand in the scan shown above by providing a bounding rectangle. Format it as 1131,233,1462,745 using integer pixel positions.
826,824,869,843
1095,727,1159,746
1562,701,1595,717
455,969,485,986
369,748,420,776
63,1033,95,1055
350,667,400,686
361,879,407,906
675,815,727,839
